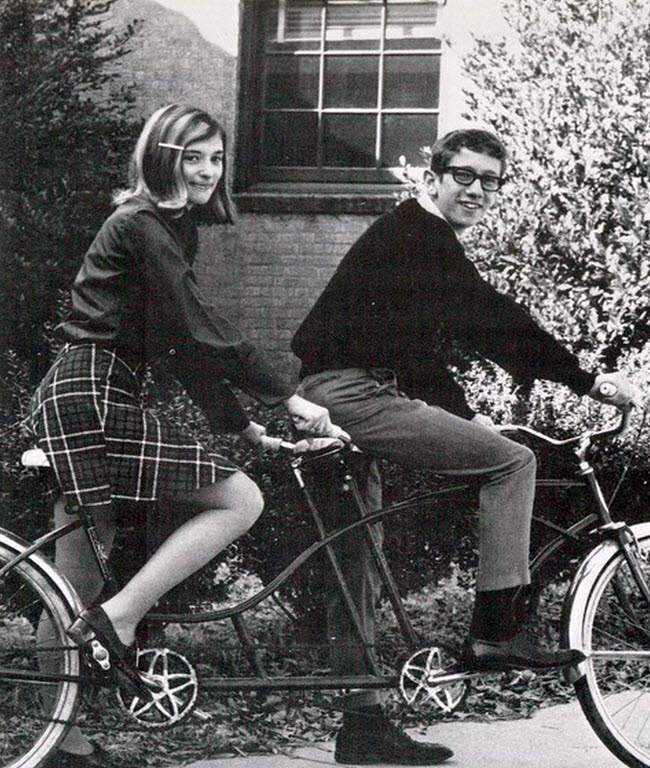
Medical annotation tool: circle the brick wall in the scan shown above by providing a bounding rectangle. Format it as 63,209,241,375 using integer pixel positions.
196,214,376,380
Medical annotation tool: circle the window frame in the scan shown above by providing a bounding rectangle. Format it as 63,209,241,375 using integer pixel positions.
235,0,445,213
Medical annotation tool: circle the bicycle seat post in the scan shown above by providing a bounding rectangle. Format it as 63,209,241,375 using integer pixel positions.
73,502,119,594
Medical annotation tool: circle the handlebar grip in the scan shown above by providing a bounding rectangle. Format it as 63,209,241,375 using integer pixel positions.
258,436,296,453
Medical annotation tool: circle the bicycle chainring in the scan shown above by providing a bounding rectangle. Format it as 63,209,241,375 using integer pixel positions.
116,647,199,728
399,646,467,714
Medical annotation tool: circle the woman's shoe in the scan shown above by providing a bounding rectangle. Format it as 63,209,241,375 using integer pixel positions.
67,605,132,666
66,605,149,698
42,741,117,767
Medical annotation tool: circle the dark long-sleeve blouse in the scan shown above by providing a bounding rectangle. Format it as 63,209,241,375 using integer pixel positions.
59,196,293,432
292,198,594,420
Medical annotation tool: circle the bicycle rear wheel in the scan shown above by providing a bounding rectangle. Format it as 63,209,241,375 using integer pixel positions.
0,542,80,768
568,530,650,768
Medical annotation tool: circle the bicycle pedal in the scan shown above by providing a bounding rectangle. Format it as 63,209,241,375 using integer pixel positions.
89,639,111,671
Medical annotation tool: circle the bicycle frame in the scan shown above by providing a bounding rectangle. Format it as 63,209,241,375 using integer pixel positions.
2,410,636,695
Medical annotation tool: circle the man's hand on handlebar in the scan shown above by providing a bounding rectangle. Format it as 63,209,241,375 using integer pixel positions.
589,372,645,410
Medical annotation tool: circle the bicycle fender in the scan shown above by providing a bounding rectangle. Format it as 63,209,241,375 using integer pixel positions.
562,521,650,683
0,526,84,616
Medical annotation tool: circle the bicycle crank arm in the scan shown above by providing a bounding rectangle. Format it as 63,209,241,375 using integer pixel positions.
427,670,483,685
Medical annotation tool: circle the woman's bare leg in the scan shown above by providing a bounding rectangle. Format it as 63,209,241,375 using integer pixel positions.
37,496,117,755
101,471,263,646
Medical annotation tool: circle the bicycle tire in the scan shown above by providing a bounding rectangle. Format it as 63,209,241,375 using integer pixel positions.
0,541,81,768
563,524,650,768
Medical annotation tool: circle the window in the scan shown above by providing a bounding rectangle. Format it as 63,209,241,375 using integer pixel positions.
236,0,445,206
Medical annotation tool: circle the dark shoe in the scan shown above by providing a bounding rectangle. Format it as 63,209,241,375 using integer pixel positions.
66,605,149,698
463,632,586,672
335,714,453,765
42,741,116,767
67,605,132,664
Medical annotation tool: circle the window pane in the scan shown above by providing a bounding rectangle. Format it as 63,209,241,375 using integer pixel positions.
265,0,321,51
381,113,438,167
263,112,318,166
386,1,441,50
383,55,440,108
323,114,376,167
324,56,378,108
325,4,382,50
265,55,320,108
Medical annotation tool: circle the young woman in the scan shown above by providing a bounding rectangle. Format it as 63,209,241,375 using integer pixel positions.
28,104,345,767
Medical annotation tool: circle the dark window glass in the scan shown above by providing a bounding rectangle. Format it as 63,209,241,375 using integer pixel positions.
383,54,440,108
265,55,320,108
323,114,376,166
381,113,438,167
324,56,378,108
263,112,319,166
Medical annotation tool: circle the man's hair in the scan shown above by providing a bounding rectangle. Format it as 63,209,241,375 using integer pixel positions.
429,129,507,176
114,104,236,225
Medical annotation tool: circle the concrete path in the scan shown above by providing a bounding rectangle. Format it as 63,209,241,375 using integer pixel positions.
179,700,622,767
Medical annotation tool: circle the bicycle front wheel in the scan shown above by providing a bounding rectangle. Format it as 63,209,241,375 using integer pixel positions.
566,527,650,768
0,542,80,768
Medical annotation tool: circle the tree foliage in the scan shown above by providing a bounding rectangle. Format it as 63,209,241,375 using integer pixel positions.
462,0,650,372
0,0,141,378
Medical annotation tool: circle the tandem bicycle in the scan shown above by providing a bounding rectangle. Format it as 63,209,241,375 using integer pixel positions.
2,405,650,768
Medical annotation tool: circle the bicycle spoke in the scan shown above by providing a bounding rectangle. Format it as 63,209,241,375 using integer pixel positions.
0,545,79,766
573,533,650,767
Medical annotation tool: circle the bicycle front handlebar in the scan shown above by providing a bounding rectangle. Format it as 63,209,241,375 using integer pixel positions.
497,406,632,447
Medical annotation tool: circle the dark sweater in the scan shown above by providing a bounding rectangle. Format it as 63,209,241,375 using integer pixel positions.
292,198,594,420
59,197,293,432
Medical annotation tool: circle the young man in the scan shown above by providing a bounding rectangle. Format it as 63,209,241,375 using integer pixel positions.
291,129,641,766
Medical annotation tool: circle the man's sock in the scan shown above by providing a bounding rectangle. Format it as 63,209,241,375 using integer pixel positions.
469,586,522,641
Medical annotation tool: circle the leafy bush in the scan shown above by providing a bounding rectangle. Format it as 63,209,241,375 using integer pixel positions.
456,0,650,423
0,0,141,377
0,0,141,534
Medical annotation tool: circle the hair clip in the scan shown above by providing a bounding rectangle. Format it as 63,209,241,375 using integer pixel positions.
158,142,185,150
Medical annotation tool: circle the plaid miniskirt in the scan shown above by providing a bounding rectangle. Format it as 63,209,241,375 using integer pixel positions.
27,343,238,510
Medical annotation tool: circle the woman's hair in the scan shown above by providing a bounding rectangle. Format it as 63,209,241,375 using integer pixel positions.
113,104,236,224
429,129,507,176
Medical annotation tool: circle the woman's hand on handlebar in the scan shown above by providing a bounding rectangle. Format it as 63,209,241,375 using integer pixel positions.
240,421,268,447
283,394,351,442
240,422,309,453
589,372,645,409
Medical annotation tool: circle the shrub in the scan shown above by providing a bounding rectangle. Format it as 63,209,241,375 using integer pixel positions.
456,0,650,421
0,0,141,378
0,0,141,535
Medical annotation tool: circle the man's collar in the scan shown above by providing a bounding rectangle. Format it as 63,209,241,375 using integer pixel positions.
416,192,447,222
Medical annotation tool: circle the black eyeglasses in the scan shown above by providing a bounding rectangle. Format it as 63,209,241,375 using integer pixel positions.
442,166,505,192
